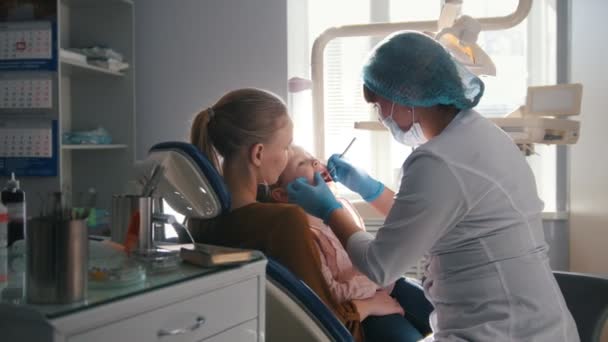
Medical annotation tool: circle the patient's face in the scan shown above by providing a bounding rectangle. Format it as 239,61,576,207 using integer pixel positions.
278,146,332,186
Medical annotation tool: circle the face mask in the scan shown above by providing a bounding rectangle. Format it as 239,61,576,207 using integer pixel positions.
381,103,428,147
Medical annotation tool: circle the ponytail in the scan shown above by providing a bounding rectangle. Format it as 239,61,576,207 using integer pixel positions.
190,108,221,172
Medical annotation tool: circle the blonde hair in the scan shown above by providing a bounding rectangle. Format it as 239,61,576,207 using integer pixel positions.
190,88,289,172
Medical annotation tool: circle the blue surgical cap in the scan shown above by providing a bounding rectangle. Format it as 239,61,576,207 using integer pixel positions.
362,31,484,109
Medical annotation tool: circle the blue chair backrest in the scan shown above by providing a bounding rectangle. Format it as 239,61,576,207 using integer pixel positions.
150,142,353,341
266,257,354,342
554,271,608,342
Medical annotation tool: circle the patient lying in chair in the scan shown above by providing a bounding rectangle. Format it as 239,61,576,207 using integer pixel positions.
259,145,386,301
259,145,426,341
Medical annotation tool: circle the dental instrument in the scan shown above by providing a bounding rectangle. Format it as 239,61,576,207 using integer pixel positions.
338,137,357,159
329,137,356,176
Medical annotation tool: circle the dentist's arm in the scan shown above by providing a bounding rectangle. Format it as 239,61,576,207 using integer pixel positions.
368,187,395,217
321,189,408,248
327,154,394,216
287,172,366,246
347,154,469,286
325,207,363,247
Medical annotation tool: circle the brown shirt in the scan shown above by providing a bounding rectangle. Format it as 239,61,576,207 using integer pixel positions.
189,202,363,341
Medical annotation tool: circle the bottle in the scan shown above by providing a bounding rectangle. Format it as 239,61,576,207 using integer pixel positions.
0,201,7,292
1,173,26,247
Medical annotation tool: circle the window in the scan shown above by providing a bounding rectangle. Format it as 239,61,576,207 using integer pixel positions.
288,0,558,211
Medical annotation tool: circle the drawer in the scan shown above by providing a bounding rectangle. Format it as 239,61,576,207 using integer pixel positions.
69,277,259,342
200,319,258,342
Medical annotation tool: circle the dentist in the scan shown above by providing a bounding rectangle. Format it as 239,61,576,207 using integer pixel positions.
287,31,579,341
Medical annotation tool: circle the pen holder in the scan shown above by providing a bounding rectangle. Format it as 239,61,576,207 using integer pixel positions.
111,194,141,244
25,217,88,304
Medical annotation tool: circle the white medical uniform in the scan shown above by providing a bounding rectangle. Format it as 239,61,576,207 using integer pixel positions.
347,109,579,341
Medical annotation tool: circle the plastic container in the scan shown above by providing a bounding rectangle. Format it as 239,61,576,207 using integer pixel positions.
1,173,26,247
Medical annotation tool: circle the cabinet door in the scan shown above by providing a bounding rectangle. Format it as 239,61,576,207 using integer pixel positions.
68,278,259,342
200,319,258,342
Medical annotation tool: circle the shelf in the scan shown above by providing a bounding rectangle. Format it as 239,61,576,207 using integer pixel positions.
61,0,133,7
60,57,125,77
62,144,128,150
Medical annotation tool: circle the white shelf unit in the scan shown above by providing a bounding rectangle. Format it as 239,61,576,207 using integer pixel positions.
60,54,126,77
57,0,135,212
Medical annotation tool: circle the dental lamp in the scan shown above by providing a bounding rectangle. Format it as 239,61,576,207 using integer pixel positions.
310,0,533,159
434,1,496,76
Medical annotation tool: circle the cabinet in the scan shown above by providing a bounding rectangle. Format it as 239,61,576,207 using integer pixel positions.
66,277,260,342
0,0,135,215
1,256,267,342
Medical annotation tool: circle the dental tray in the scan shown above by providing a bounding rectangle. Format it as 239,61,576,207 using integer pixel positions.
88,240,147,289
88,262,146,289
135,249,181,273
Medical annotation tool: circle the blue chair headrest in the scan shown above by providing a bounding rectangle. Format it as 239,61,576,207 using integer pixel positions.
149,141,231,213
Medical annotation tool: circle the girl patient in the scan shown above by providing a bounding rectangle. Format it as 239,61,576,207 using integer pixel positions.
260,145,382,301
259,145,427,341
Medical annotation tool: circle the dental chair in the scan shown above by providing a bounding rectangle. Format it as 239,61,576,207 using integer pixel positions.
553,271,608,342
152,142,608,342
266,257,354,341
148,142,354,341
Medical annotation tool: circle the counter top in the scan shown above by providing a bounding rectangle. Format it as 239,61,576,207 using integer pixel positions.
0,241,264,319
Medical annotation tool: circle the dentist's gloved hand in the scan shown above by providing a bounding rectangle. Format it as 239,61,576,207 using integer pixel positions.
327,154,384,202
287,172,343,223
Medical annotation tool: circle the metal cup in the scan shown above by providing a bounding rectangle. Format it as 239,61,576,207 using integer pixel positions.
25,218,88,304
111,195,141,244
111,195,156,253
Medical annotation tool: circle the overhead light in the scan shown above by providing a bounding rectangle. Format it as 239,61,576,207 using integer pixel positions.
435,15,496,76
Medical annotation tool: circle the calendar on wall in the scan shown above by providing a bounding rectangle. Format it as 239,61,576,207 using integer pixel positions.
0,123,52,158
0,21,56,71
0,78,52,109
0,18,58,176
0,119,58,177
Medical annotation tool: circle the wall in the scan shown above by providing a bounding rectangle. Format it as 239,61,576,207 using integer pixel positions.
570,1,608,340
569,0,608,276
134,0,288,158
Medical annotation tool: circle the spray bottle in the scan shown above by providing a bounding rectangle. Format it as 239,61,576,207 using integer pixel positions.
1,173,26,247
0,191,8,291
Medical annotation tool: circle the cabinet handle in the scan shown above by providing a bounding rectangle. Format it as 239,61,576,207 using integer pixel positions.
157,316,206,337
189,316,206,331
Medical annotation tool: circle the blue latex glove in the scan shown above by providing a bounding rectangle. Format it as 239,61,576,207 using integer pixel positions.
327,154,384,202
287,172,343,222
